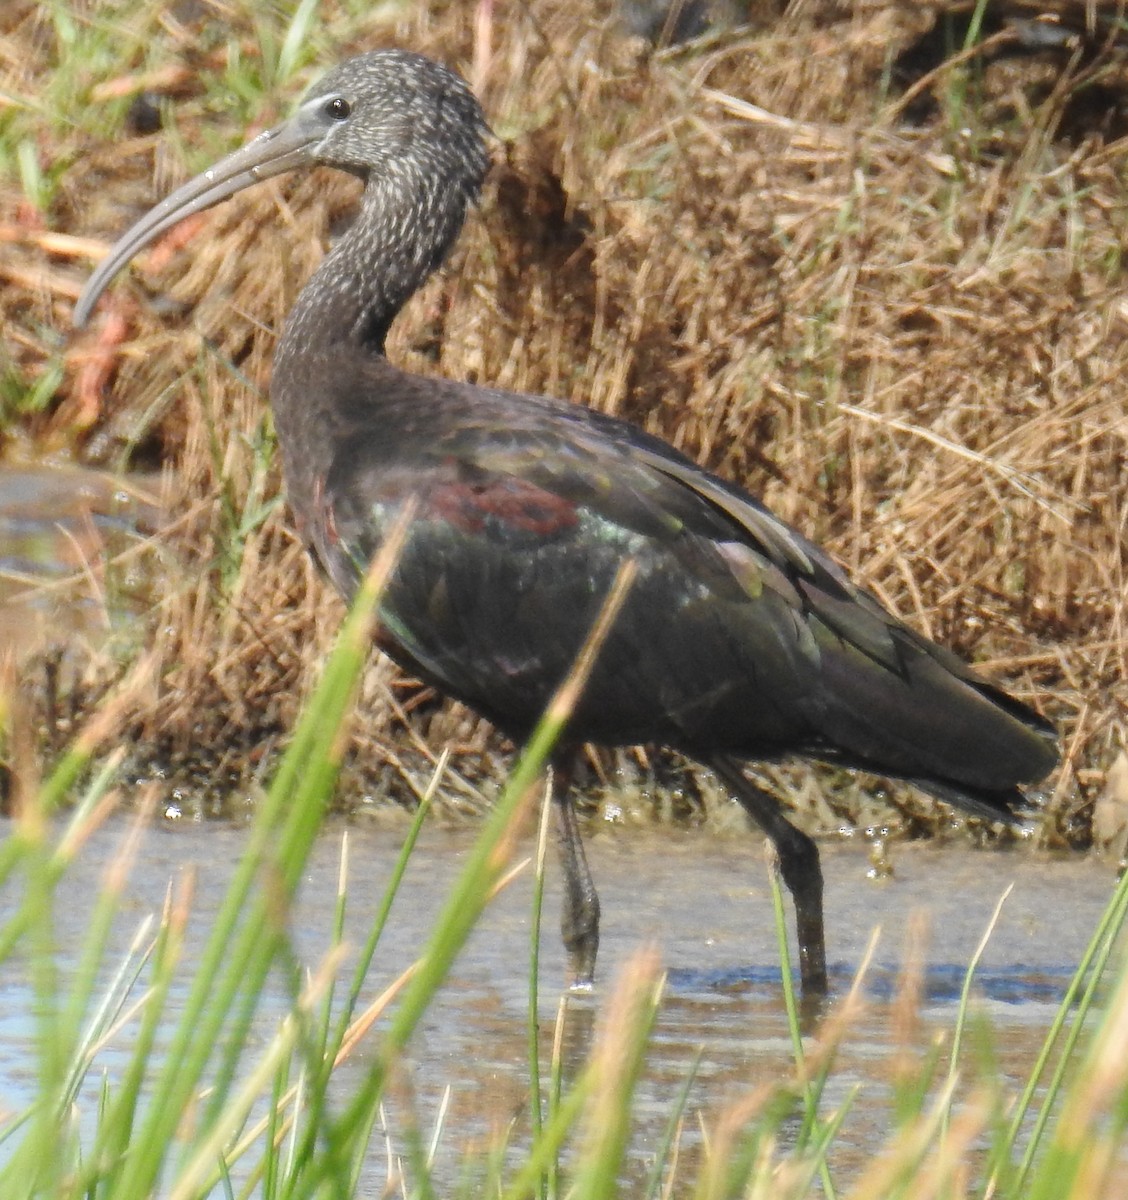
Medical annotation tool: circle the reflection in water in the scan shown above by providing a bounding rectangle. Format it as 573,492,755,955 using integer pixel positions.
0,818,1117,1192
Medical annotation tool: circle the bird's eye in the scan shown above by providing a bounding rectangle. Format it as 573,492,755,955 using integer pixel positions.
325,96,351,120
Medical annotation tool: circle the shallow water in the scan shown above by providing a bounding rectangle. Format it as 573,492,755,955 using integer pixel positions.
0,817,1118,1192
0,465,159,659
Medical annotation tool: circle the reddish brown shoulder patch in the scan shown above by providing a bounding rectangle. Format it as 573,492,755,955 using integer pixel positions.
427,476,579,536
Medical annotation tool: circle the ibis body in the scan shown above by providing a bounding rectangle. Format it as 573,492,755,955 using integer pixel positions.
75,51,1058,1000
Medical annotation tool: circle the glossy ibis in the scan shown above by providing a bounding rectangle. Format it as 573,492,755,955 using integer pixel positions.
74,51,1058,1001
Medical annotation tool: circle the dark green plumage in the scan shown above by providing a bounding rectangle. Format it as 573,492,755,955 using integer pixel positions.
75,50,1057,1003
311,369,1056,812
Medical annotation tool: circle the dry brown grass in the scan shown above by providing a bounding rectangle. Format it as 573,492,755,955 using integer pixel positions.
1,1,1125,839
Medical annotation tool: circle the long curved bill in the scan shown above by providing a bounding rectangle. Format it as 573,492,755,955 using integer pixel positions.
74,101,329,328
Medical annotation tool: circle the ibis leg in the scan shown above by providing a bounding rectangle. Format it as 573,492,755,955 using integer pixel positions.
710,755,828,1000
551,756,601,990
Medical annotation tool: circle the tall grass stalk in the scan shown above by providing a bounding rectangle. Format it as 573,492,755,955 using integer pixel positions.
527,775,555,1185
939,882,1013,1146
294,559,638,1198
1006,859,1128,1193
